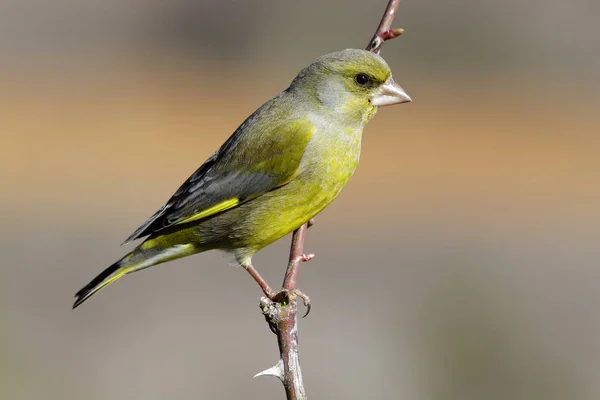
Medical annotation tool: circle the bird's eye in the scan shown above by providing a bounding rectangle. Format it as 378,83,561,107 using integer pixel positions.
354,73,370,86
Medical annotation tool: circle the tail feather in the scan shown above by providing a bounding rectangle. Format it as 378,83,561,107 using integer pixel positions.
73,260,132,309
73,242,195,309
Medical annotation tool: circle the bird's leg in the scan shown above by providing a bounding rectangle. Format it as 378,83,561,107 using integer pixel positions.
241,254,313,303
242,263,277,299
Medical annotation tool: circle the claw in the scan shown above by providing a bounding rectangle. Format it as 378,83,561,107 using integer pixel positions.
294,290,311,318
268,321,278,335
302,302,311,318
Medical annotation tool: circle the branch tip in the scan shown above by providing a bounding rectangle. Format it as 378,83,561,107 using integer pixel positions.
366,0,404,54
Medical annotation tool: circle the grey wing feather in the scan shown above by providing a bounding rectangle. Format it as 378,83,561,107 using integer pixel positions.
121,152,219,244
122,146,284,244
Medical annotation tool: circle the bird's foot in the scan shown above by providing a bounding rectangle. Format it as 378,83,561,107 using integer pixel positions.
275,251,314,317
270,289,312,318
245,252,314,319
269,252,313,317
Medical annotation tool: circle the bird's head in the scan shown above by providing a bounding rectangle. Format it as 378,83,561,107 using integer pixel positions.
290,49,411,125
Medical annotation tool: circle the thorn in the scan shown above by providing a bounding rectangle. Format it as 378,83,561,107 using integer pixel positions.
307,218,315,228
254,359,284,381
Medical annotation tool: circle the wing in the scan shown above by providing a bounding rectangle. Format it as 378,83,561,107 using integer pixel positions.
123,117,314,244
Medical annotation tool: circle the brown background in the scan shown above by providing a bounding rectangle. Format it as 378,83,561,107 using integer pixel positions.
2,0,599,399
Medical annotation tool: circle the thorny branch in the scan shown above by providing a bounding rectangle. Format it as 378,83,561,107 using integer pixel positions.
252,1,405,399
254,222,311,400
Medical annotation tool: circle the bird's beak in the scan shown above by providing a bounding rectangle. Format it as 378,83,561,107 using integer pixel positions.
371,77,412,106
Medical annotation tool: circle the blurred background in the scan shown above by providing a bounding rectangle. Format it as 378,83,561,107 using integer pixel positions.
2,0,599,399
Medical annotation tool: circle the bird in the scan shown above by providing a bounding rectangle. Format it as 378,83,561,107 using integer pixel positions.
73,48,411,309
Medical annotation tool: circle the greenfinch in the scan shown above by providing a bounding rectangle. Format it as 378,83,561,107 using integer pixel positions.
73,48,410,308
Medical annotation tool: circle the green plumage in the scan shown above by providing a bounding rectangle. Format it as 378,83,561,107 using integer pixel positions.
73,49,410,308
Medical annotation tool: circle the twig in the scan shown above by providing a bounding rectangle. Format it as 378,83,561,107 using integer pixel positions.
366,0,405,55
253,1,404,398
282,223,309,292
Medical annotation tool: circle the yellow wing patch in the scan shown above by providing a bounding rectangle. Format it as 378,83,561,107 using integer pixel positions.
175,198,240,225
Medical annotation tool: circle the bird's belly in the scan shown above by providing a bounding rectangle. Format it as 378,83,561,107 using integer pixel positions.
193,125,362,257
215,144,360,251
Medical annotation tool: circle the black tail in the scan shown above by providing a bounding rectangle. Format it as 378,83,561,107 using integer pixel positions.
72,240,195,309
73,261,121,309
